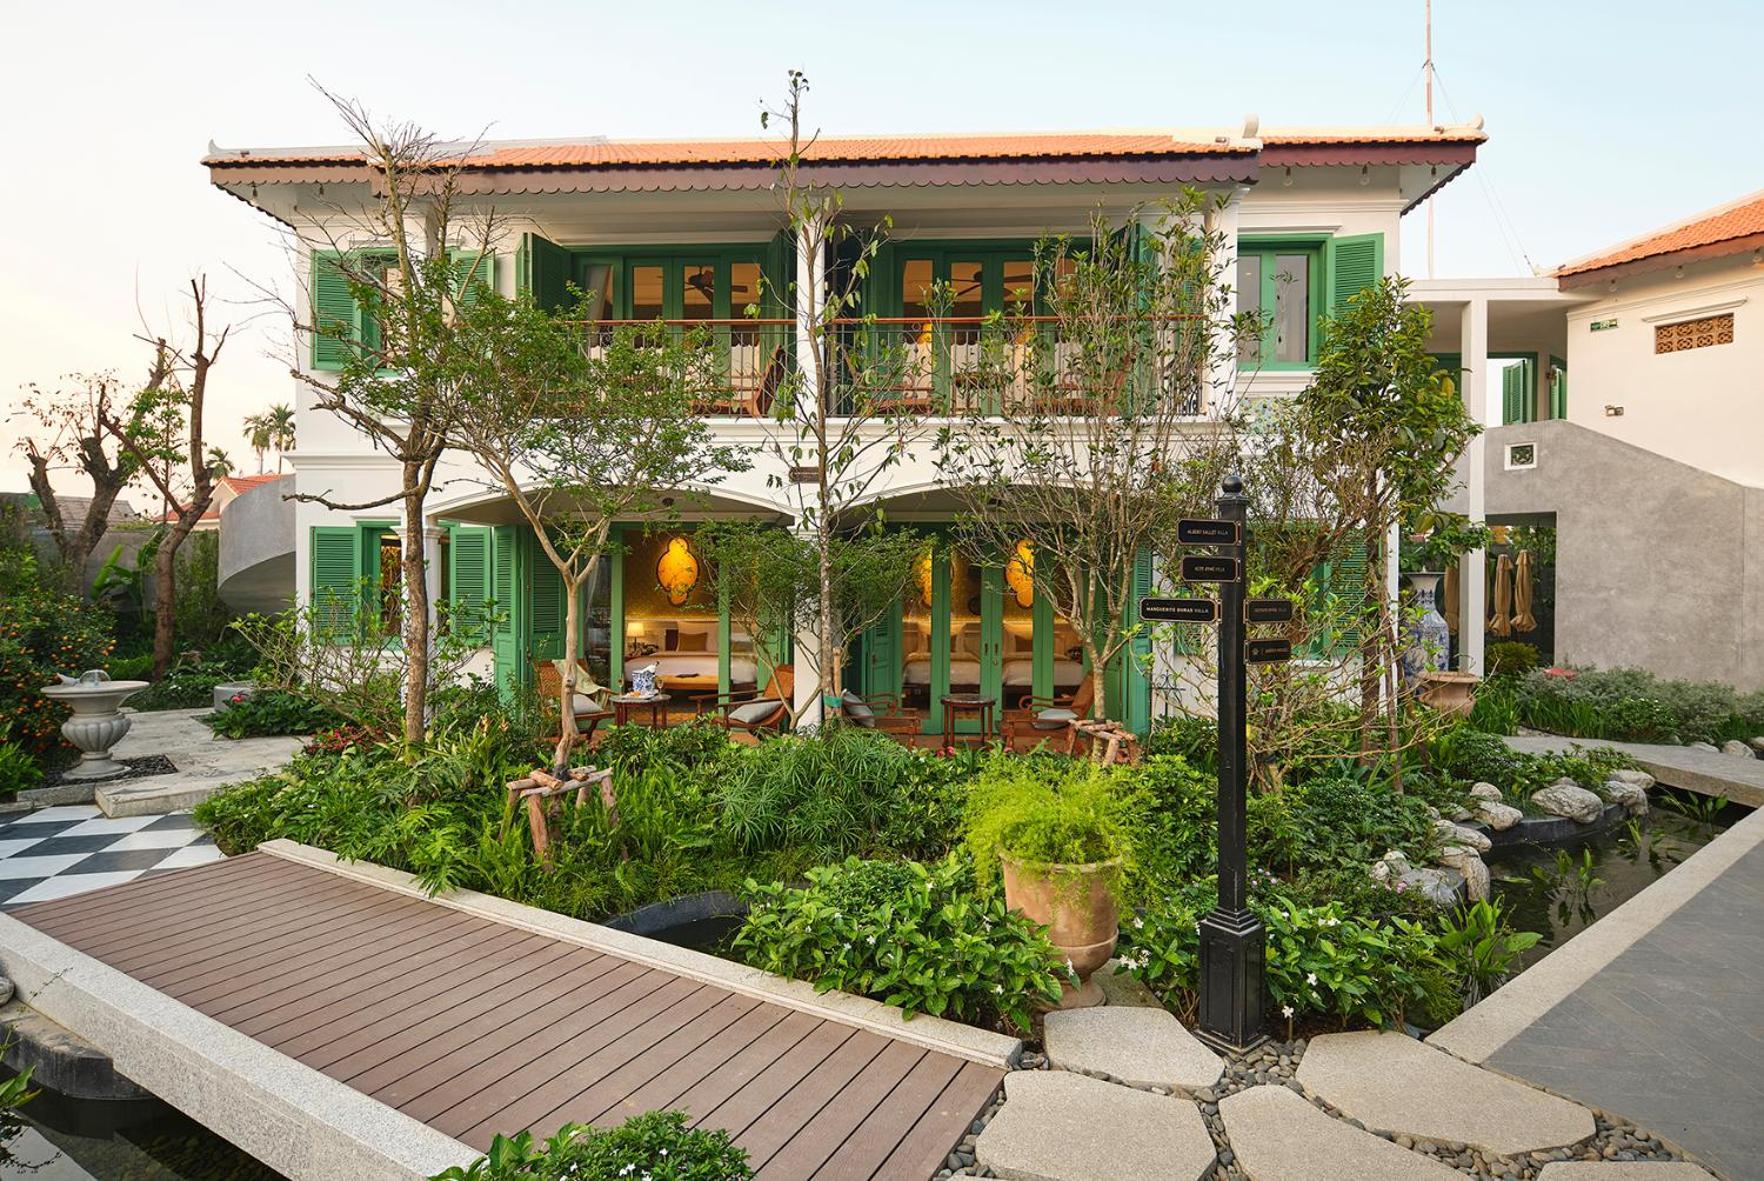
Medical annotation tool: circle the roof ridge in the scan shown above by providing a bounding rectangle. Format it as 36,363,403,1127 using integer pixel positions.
1556,187,1764,276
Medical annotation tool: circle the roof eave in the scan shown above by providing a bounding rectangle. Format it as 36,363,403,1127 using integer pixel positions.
1556,231,1764,288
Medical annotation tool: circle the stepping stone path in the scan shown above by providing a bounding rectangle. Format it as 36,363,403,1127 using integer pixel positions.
1537,1164,1717,1179
1297,1031,1596,1156
974,1070,1215,1181
1042,1005,1224,1089
1220,1084,1461,1179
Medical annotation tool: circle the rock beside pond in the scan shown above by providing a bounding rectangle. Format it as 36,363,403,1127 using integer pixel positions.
1607,768,1656,791
1532,779,1606,824
1436,845,1490,901
1687,741,1719,753
1750,736,1764,756
1475,800,1524,831
1371,850,1461,906
1434,818,1492,853
1720,739,1754,759
1469,781,1503,802
1602,777,1650,816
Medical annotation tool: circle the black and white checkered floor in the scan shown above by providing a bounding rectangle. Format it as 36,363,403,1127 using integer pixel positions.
0,805,221,908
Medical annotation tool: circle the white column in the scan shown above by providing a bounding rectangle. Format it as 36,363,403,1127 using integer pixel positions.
1460,298,1491,675
421,522,446,643
791,219,829,729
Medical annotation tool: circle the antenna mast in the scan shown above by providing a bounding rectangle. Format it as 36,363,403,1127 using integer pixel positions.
1425,0,1436,278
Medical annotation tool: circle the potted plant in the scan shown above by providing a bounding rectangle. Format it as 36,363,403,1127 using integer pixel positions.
964,762,1130,1008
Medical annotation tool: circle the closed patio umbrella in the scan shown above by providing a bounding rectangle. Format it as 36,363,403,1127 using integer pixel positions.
1511,550,1538,634
1488,553,1514,638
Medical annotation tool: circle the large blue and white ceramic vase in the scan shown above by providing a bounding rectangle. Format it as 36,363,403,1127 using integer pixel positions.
1402,572,1451,680
629,663,659,697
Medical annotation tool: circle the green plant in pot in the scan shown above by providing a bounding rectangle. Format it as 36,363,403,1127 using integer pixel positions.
964,760,1131,1008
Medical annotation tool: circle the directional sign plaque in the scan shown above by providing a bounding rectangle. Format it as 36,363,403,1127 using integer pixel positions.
1178,518,1241,546
1245,599,1295,624
1140,597,1219,624
1245,637,1293,664
1181,554,1241,584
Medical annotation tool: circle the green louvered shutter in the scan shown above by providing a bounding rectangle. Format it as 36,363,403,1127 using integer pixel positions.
311,252,357,371
1124,548,1155,735
518,234,571,311
861,607,901,701
450,251,496,311
1501,364,1524,425
1327,233,1384,313
1548,358,1567,420
1327,535,1371,653
448,526,492,645
529,548,566,662
490,525,522,697
310,526,361,641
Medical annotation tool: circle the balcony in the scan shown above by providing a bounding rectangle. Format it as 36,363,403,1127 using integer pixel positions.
566,316,1204,419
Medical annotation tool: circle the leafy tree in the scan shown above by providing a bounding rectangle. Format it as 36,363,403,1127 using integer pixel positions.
267,403,296,472
243,411,272,474
447,290,747,772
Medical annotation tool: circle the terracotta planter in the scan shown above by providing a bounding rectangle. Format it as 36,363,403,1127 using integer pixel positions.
1000,852,1121,1009
1419,670,1481,719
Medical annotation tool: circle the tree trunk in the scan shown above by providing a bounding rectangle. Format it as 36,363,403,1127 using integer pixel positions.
150,531,180,679
554,569,582,775
400,473,430,748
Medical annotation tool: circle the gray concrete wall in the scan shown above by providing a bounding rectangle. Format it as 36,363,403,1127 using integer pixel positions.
217,475,295,616
1484,419,1763,690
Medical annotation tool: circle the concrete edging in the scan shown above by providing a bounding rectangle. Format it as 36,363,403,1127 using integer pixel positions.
260,839,1024,1070
0,914,476,1181
1429,801,1764,1065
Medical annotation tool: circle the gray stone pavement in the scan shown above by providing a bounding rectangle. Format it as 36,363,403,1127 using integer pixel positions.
98,708,300,816
1505,735,1764,808
1484,832,1764,1181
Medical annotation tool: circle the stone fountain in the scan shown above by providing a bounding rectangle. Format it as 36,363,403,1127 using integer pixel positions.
41,670,150,781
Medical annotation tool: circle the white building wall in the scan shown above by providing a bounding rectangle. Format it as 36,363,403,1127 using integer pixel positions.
1564,254,1764,485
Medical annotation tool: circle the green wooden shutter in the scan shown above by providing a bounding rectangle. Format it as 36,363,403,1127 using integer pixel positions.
310,252,357,371
1501,364,1523,425
518,234,572,312
1327,233,1384,313
861,606,902,701
448,526,492,645
310,526,361,641
529,544,566,662
1323,535,1371,653
1124,548,1154,735
450,250,496,310
490,525,522,698
1548,357,1567,420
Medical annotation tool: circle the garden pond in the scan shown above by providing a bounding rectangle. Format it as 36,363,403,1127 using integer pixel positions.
0,1073,281,1181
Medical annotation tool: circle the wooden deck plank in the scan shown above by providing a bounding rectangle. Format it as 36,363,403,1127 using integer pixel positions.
414,974,707,1131
247,928,557,1048
756,1039,927,1179
723,1030,892,1169
811,1051,965,1180
11,856,996,1181
871,1061,1003,1181
321,950,624,1086
479,991,764,1145
190,908,482,1018
581,1002,796,1129
331,951,635,1092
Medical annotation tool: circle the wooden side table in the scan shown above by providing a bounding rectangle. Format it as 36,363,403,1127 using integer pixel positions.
610,693,671,728
940,693,996,749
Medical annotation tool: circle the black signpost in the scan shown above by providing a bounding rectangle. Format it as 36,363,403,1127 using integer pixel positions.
1191,478,1268,1052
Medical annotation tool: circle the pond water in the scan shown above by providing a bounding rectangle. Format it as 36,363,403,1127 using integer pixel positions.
1489,788,1747,970
0,1076,282,1181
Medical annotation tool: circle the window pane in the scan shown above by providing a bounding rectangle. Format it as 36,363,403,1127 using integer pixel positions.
902,545,934,710
682,265,714,321
1272,253,1309,364
901,259,934,322
950,261,984,319
377,532,402,632
1236,254,1263,365
729,262,762,318
1002,259,1034,310
630,265,664,321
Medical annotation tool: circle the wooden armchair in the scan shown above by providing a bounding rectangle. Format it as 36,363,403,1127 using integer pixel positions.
534,660,614,743
1015,678,1097,753
836,688,922,735
700,664,795,735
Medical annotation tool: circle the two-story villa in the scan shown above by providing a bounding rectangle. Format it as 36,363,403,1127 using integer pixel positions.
204,119,1486,732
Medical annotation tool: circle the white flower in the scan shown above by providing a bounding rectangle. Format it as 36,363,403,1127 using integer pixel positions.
866,934,877,945
1281,1004,1294,1018
1131,917,1144,930
658,1149,667,1157
1065,957,1076,974
1305,972,1317,986
994,984,1004,994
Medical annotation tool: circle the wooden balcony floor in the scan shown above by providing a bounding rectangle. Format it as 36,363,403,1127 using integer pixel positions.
11,853,1003,1179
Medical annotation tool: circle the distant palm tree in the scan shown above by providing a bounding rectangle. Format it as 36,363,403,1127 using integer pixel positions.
206,447,234,478
267,403,295,473
244,411,273,474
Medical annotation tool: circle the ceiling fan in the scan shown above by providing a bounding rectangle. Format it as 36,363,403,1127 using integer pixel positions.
685,269,753,299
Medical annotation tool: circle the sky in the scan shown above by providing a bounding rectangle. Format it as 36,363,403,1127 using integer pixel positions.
3,0,1760,498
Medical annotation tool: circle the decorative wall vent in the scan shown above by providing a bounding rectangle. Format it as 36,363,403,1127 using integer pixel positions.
1505,442,1537,470
1655,313,1734,354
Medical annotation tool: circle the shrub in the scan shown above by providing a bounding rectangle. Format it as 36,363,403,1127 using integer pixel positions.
0,544,114,758
597,717,734,776
734,855,1063,1032
431,1111,751,1181
0,732,44,799
715,724,923,859
206,691,342,739
1513,665,1764,745
1434,898,1540,1009
1485,641,1541,677
963,757,1137,881
129,657,236,711
1143,715,1217,772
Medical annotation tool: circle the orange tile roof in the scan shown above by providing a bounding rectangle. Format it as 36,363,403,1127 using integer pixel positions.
1557,189,1764,278
161,474,283,524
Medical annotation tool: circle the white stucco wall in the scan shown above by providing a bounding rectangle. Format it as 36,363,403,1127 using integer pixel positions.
1564,254,1764,486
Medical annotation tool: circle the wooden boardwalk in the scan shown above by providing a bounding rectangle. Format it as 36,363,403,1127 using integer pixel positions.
11,852,1004,1179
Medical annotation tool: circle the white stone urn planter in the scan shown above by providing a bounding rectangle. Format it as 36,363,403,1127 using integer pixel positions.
41,671,149,781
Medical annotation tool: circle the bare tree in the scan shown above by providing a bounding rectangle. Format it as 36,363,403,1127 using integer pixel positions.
99,278,230,678
272,87,501,746
13,361,170,581
934,198,1242,720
